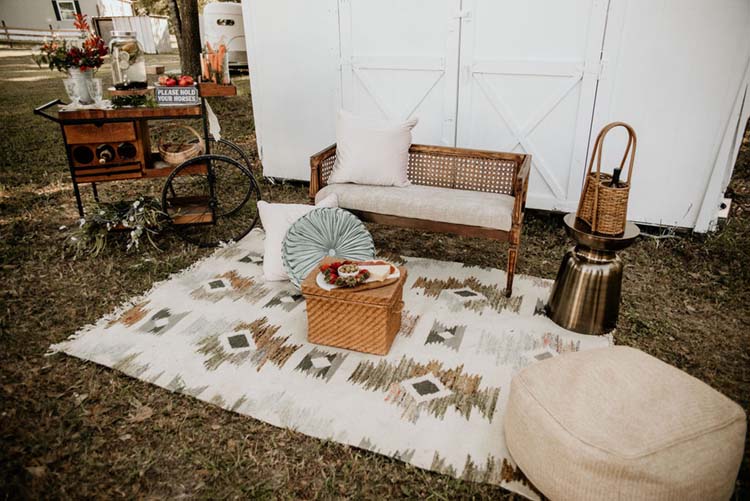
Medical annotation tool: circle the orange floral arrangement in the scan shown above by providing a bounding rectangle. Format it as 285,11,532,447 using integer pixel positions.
33,14,108,73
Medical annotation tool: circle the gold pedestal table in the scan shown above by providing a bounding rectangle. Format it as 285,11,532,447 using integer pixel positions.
546,214,640,335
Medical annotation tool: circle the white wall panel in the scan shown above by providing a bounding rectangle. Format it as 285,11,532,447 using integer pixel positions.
592,0,750,229
242,0,750,231
339,0,461,146
455,0,609,212
242,0,340,180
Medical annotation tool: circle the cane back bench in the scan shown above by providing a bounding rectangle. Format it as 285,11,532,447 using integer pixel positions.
309,144,531,296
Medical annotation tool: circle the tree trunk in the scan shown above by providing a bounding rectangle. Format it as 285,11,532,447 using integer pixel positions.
167,0,201,77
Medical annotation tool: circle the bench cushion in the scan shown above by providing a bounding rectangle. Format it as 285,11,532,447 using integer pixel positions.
316,183,515,231
504,346,747,500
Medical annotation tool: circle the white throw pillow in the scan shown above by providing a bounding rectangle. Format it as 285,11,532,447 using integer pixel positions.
328,110,418,187
258,194,338,281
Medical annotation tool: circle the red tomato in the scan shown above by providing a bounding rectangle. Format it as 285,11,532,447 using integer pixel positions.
165,78,177,87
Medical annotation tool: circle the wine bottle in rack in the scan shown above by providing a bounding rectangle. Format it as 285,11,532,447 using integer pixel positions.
610,167,622,188
96,144,115,164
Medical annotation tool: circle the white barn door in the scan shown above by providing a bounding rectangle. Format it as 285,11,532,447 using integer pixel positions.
339,0,462,146
455,0,609,211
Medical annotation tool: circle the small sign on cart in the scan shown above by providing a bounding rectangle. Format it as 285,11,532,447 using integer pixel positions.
155,85,200,106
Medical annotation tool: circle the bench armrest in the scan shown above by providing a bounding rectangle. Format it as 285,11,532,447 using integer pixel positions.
310,143,337,202
512,154,531,226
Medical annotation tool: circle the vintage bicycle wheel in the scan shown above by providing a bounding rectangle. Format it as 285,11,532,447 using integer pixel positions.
162,154,261,247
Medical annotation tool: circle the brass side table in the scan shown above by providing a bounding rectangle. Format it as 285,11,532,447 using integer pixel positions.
546,214,640,335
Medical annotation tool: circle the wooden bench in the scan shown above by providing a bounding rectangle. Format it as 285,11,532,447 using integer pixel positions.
309,144,531,297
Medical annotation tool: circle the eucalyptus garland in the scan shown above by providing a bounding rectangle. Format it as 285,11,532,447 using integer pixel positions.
111,94,156,108
66,197,168,256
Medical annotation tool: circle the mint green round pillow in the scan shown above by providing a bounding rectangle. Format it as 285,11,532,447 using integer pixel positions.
282,208,375,287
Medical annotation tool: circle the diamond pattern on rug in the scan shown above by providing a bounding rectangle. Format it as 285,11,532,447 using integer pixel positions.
190,270,268,304
138,308,188,335
207,279,228,291
425,320,465,351
239,251,263,264
50,229,612,501
226,332,252,350
402,374,453,403
196,316,301,372
295,347,347,382
264,291,304,312
349,356,501,423
412,276,523,314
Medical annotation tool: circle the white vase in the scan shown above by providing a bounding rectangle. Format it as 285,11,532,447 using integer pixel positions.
68,68,94,105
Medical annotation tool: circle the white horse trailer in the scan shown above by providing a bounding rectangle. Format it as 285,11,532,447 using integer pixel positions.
242,0,750,232
203,2,247,68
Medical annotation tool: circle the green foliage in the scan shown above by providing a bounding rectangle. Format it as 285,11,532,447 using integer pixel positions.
111,94,157,108
132,0,170,16
66,197,168,256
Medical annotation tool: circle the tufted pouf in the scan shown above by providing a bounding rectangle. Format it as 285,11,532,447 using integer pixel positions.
504,346,746,500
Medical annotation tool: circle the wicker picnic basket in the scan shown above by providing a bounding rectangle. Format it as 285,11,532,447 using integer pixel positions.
157,125,205,166
301,258,406,356
576,122,637,236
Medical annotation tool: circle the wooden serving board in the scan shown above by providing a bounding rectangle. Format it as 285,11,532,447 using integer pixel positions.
323,276,399,293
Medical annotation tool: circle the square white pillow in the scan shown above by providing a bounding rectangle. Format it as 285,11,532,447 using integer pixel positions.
328,110,418,187
257,194,338,282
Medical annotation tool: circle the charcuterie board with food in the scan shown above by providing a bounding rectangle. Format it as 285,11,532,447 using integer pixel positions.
315,260,401,292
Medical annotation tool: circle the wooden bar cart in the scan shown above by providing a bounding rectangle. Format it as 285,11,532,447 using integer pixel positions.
34,83,261,247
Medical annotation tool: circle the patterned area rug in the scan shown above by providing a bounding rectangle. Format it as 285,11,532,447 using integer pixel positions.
51,229,611,499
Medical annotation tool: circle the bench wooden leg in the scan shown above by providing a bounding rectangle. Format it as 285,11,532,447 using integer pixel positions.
506,245,518,297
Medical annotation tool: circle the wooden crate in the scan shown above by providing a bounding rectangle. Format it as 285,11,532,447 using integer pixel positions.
301,257,406,355
198,83,237,97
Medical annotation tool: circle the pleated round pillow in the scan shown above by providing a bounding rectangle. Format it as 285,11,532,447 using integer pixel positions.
504,346,746,500
282,207,375,287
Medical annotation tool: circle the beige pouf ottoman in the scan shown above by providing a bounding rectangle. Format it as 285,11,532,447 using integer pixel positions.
504,346,746,500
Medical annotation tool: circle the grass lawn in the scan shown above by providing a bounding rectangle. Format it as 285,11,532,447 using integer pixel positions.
1,49,748,499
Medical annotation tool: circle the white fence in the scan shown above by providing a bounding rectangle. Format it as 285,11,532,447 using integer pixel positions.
0,22,81,45
1,16,172,54
93,16,171,54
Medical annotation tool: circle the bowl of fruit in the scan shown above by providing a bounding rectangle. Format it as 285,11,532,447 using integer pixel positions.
157,74,195,87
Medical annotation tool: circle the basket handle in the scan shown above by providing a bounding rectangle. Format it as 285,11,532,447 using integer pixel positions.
577,121,637,231
157,124,205,151
586,121,637,185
